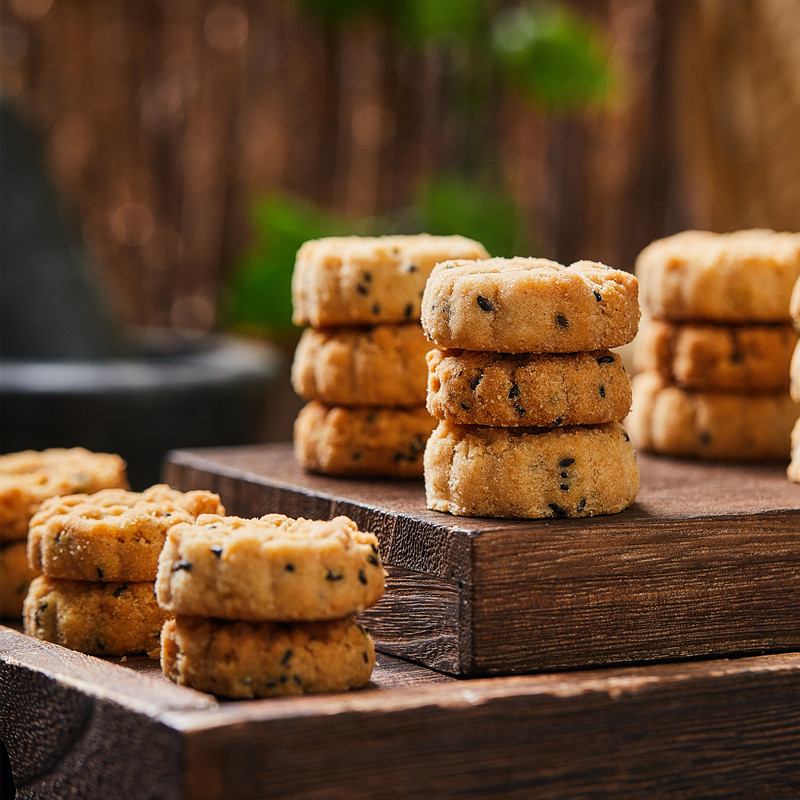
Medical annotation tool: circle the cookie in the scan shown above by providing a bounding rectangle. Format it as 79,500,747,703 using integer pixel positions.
28,484,225,582
424,419,638,518
23,575,169,657
421,257,640,353
634,318,797,392
0,448,128,542
291,323,430,407
0,540,39,618
292,234,489,327
628,371,798,461
161,614,375,698
294,401,435,477
791,275,800,328
156,513,385,621
426,348,631,427
788,418,800,484
792,339,800,403
635,229,800,323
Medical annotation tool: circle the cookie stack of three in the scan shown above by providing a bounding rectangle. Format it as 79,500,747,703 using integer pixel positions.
420,256,641,519
789,277,800,482
629,230,800,461
291,234,488,478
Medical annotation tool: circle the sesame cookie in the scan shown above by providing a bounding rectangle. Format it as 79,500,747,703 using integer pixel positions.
0,448,128,542
788,418,800,483
294,401,435,477
292,234,489,328
426,348,631,427
291,323,430,407
161,615,375,698
0,540,39,618
23,575,169,657
424,419,638,519
635,229,800,323
628,372,798,461
634,318,797,392
421,257,640,353
156,513,385,621
28,484,224,582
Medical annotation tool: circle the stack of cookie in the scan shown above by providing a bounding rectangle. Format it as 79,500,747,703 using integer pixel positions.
629,229,800,461
291,233,488,478
23,484,224,657
0,447,128,618
789,275,800,482
420,256,641,518
155,513,386,698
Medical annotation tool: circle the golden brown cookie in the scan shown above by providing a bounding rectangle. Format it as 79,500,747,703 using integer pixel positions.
788,417,800,483
791,339,800,403
791,275,800,328
0,540,39,618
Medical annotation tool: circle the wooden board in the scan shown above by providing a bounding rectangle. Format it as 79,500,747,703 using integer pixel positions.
165,444,800,676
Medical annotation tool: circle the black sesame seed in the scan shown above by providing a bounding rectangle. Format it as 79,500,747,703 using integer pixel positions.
96,640,105,651
508,384,520,399
55,530,62,543
407,263,418,272
372,302,381,314
279,675,288,684
556,313,569,328
559,457,575,468
470,374,483,390
356,283,369,295
293,675,303,685
599,385,606,398
266,680,277,689
623,431,630,442
363,651,369,663
368,554,379,566
699,431,712,445
113,585,127,597
366,411,377,423
358,569,367,585
593,291,602,302
553,417,563,425
371,543,378,553
326,570,344,581
516,406,526,416
549,503,567,518
363,271,372,282
476,295,493,312
210,545,223,558
173,560,192,572
281,649,293,665
460,403,471,411
285,562,295,572
96,567,104,580
560,471,568,479
597,355,614,364
404,303,413,318
38,602,48,612
577,498,586,511
352,451,363,461
560,484,569,491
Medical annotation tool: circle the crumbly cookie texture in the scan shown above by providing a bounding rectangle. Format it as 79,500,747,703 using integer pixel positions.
294,401,435,478
28,484,224,582
23,575,169,657
292,234,489,327
421,257,640,353
0,448,128,542
426,348,631,427
635,229,800,323
156,513,385,621
628,371,799,461
634,318,797,392
0,540,39,618
291,323,431,407
424,420,638,519
161,615,375,698
788,418,800,483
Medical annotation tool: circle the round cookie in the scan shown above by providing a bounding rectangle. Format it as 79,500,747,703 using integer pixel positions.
156,513,385,621
294,401,435,478
28,484,225,582
0,540,39,618
788,418,800,484
628,371,799,461
634,318,797,392
23,575,169,657
424,419,639,519
426,348,631,427
292,234,489,327
421,257,640,353
291,323,430,407
635,229,800,323
161,615,375,698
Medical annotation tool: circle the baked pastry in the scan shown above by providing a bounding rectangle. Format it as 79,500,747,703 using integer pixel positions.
0,540,39,618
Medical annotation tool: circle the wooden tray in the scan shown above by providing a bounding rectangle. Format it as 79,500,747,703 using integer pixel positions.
165,444,800,677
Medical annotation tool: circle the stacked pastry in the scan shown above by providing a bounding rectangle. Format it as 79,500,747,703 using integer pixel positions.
420,256,641,519
629,229,800,461
789,276,800,482
23,484,224,657
0,447,128,618
291,234,489,478
155,513,386,698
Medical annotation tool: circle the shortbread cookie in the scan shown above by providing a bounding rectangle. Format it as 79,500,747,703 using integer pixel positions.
426,348,631,427
28,484,224,582
635,318,797,392
161,615,374,698
636,229,800,323
421,257,640,353
628,371,798,461
424,420,638,518
292,234,489,327
291,323,430,407
0,540,39,618
156,513,385,621
0,448,128,542
294,401,435,477
23,575,169,657
788,418,800,483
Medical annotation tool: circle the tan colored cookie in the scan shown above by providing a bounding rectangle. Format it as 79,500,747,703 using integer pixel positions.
156,513,385,621
634,318,797,392
161,614,375,698
23,575,169,657
426,348,631,427
28,484,224,582
791,275,800,328
788,417,800,483
291,323,430,407
421,257,640,353
628,371,798,461
0,448,128,542
292,234,489,327
294,401,435,477
636,229,800,323
792,339,800,403
424,420,638,519
0,540,39,618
